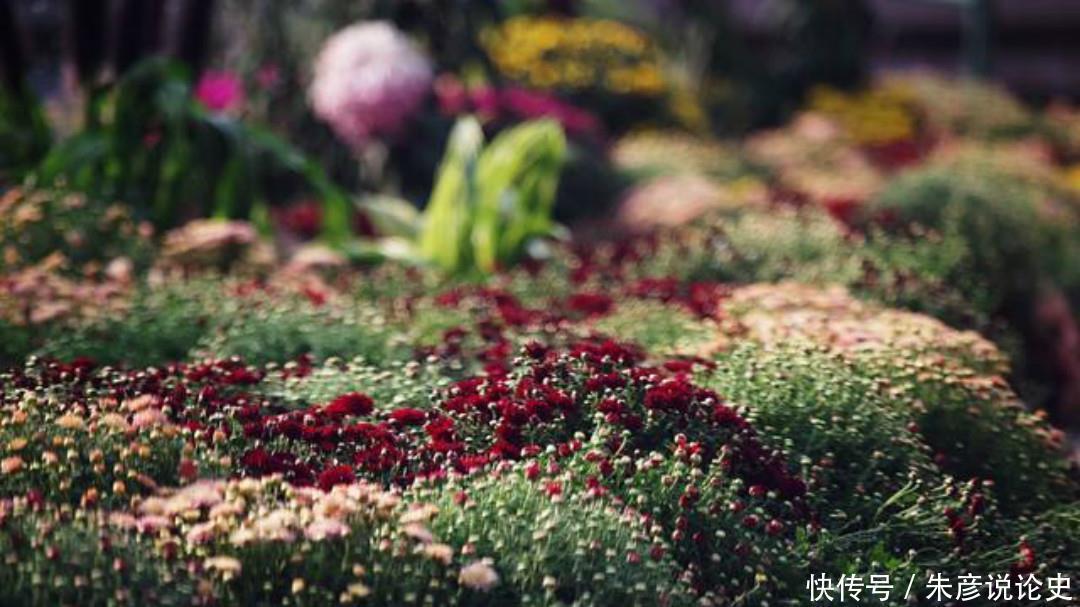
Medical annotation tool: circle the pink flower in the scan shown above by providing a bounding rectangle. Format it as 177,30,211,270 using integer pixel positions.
309,22,433,147
135,515,172,534
185,521,217,545
195,70,245,113
305,517,350,541
131,407,169,430
500,87,601,139
434,74,468,115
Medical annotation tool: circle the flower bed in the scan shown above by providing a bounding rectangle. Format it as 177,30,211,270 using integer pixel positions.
0,231,1076,605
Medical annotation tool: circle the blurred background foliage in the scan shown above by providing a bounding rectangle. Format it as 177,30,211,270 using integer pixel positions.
2,0,1080,425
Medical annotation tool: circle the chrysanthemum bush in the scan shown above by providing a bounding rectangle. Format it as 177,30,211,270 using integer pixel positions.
2,160,1079,604
2,287,1074,605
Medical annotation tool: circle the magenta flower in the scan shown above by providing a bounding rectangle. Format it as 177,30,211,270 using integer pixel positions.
195,70,245,113
499,87,601,138
434,76,602,141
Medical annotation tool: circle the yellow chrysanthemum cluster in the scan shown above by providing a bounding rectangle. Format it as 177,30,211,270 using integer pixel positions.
481,16,665,97
807,84,919,146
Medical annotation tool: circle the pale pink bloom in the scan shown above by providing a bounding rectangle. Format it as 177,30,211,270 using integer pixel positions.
161,220,257,267
131,407,169,430
399,503,439,525
166,481,225,514
252,508,299,542
185,521,218,545
122,394,160,413
313,492,357,520
402,523,433,544
422,542,454,565
135,515,172,534
305,517,350,541
195,71,245,113
290,486,325,507
459,560,500,591
55,414,85,430
100,413,130,432
309,22,433,147
209,500,245,520
138,496,168,516
229,527,257,546
108,512,138,530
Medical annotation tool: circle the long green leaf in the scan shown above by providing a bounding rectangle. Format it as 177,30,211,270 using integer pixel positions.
418,116,484,273
471,120,566,273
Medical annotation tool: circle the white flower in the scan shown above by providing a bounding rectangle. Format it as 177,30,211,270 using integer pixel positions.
309,21,433,147
458,560,500,591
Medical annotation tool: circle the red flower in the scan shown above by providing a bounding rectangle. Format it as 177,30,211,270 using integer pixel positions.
389,407,427,426
324,392,375,418
644,379,696,412
566,292,614,317
1011,540,1037,574
317,464,356,491
178,459,198,482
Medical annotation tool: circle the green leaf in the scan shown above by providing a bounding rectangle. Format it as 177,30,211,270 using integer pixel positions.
355,194,421,240
471,119,566,273
418,116,485,273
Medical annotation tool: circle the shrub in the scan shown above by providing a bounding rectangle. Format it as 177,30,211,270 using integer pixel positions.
0,186,152,274
417,470,694,606
871,156,1080,308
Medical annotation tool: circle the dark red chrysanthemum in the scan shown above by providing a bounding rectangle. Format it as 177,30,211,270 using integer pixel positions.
324,392,375,418
317,464,356,491
388,407,427,426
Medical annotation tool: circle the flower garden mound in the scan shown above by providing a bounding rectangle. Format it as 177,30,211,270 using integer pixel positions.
717,282,1074,513
719,282,1007,375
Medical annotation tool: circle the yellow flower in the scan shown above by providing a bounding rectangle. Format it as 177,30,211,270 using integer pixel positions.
807,85,917,145
482,16,665,98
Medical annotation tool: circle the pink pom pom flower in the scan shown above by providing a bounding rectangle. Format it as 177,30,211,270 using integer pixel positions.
309,22,433,148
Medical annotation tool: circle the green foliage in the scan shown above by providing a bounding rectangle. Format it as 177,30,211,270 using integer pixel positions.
0,186,153,274
0,508,198,607
253,358,451,411
35,282,215,367
872,159,1080,307
642,207,993,330
366,116,567,276
0,89,51,184
418,471,694,606
706,345,939,519
591,300,715,356
32,59,351,244
191,297,402,366
853,351,1076,515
